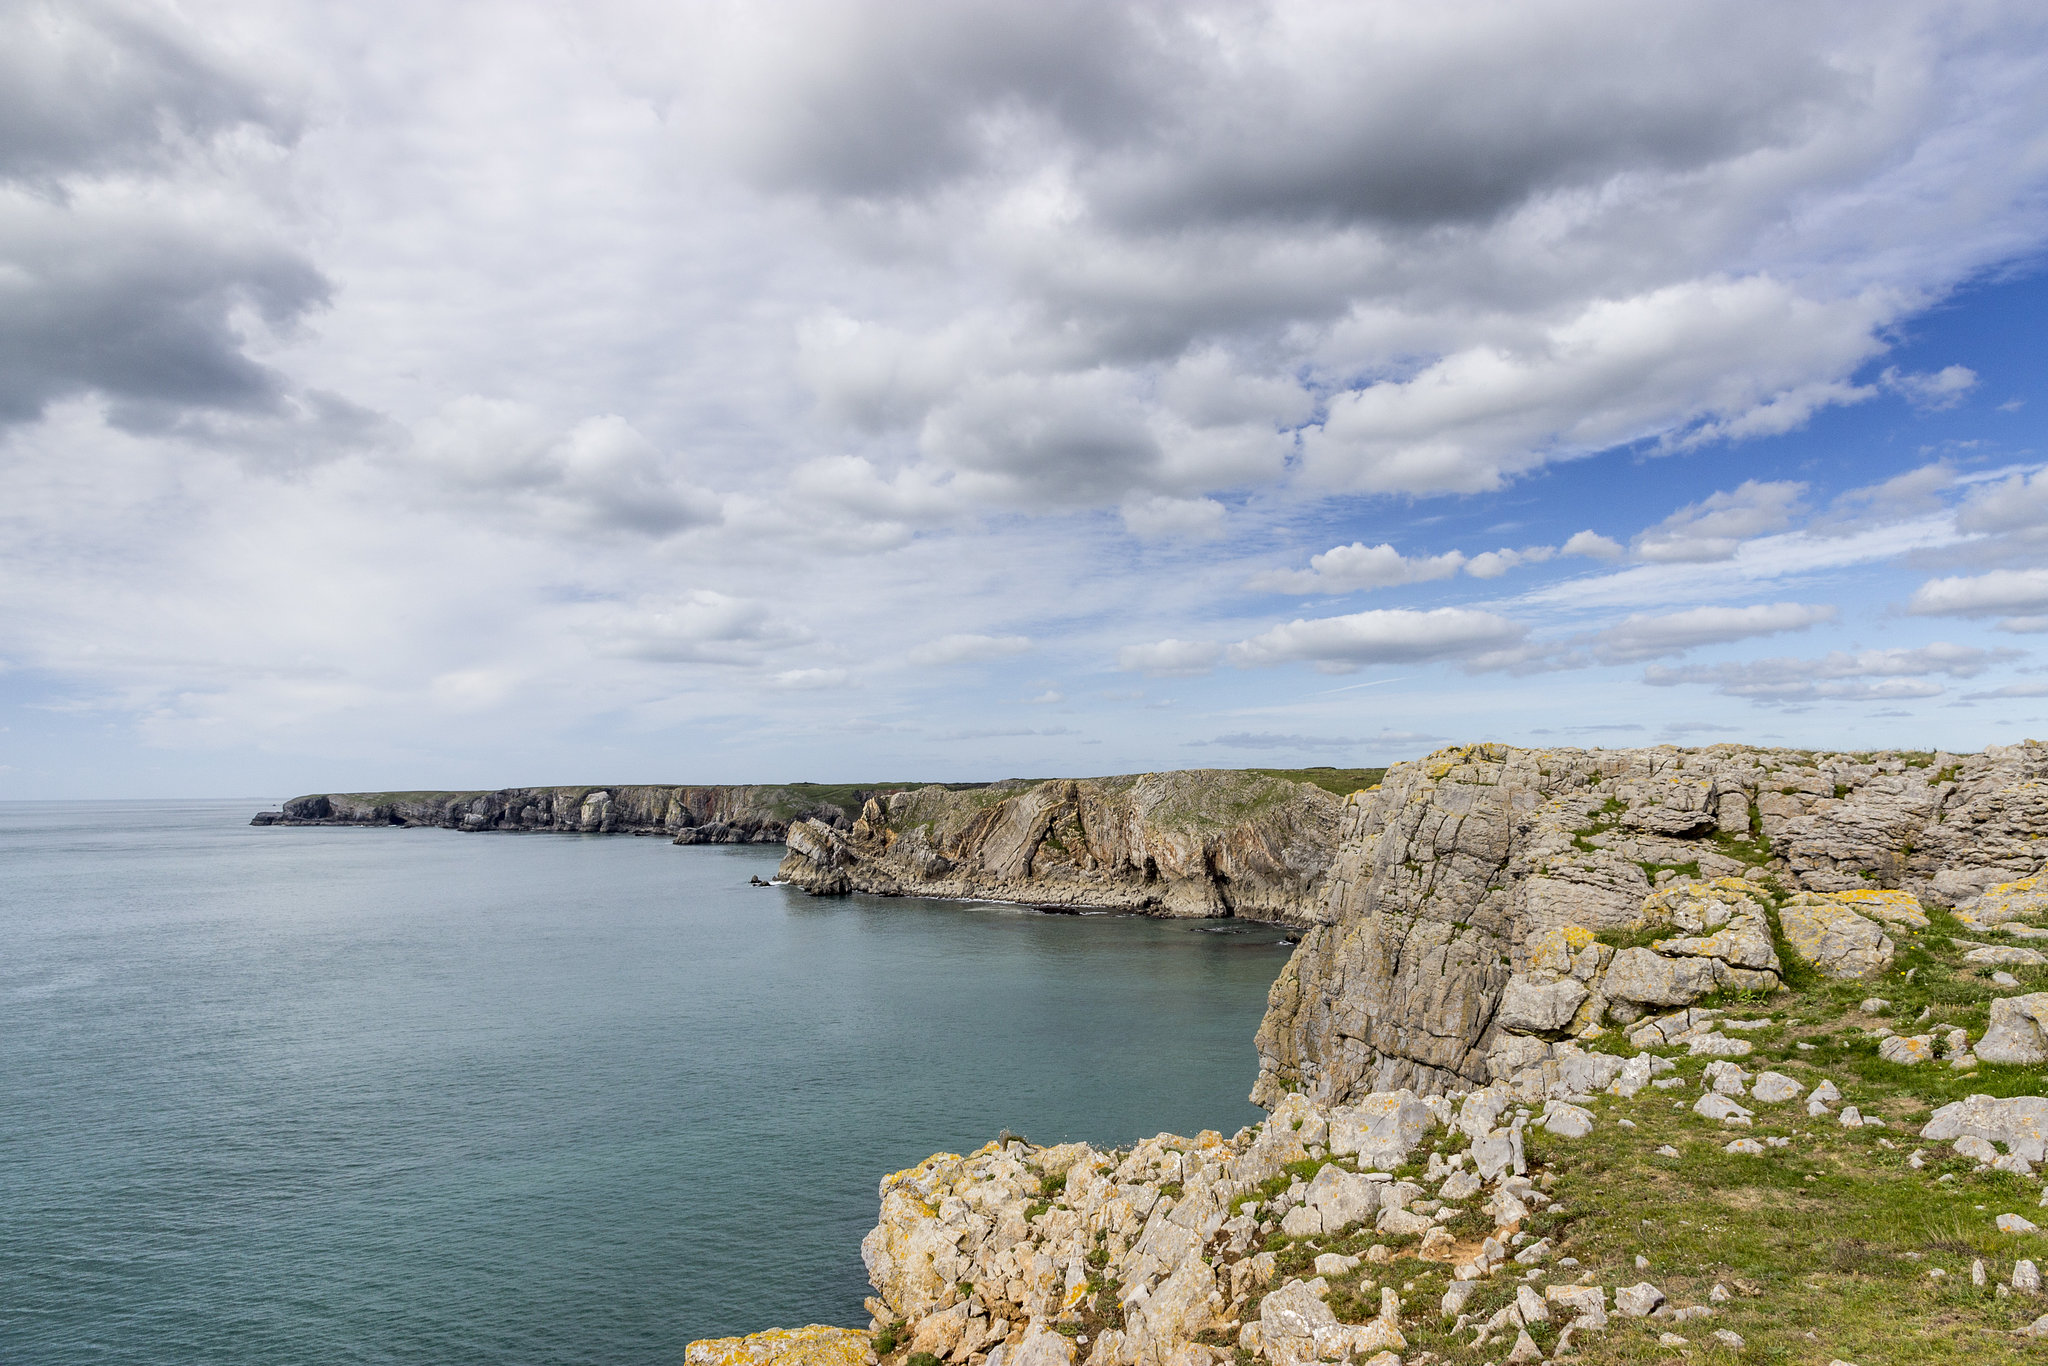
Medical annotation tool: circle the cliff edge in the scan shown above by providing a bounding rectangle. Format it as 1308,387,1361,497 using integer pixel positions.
773,769,1369,926
251,783,874,843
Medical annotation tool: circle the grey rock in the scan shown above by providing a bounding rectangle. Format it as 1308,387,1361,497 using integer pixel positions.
1497,973,1592,1034
1751,1071,1805,1103
1978,995,2048,1065
1615,1282,1666,1316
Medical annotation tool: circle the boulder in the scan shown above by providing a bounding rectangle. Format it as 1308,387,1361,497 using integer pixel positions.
1496,974,1591,1034
1543,1103,1595,1138
1963,945,2048,967
685,1327,878,1366
1923,1095,2048,1164
1978,994,2048,1065
1615,1283,1666,1317
1303,1164,1381,1233
1329,1090,1435,1168
1878,1035,1935,1066
1604,948,1723,1008
1694,1094,1754,1126
1751,1072,1805,1103
1779,896,1895,980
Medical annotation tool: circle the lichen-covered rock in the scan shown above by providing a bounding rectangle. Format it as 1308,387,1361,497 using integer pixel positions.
1960,876,2048,926
1978,994,2048,1065
1643,879,1782,972
1812,888,1931,930
1779,896,1895,980
685,1326,876,1366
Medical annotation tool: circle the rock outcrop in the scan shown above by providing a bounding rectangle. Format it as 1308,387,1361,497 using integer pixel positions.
1254,741,2048,1106
775,771,1353,925
252,784,875,843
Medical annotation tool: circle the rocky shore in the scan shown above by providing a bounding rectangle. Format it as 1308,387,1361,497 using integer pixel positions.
688,741,2048,1366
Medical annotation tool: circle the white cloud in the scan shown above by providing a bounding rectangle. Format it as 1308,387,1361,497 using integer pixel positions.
1882,364,1977,410
1248,542,1467,594
1633,479,1806,563
1465,546,1556,579
1228,608,1526,674
905,633,1034,666
1561,530,1625,559
1594,602,1837,661
590,591,804,665
1117,639,1223,677
1120,494,1227,541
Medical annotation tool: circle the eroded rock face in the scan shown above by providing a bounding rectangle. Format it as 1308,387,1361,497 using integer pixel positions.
1255,742,2048,1105
776,771,1350,925
684,1325,877,1366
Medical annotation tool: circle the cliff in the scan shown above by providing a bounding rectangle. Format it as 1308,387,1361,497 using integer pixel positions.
1252,740,2048,1107
698,741,2048,1366
773,769,1374,925
250,783,887,843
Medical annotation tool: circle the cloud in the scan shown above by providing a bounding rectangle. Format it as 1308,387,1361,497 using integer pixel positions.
1228,608,1526,674
1882,364,1976,410
1465,546,1556,579
1121,494,1227,541
1191,729,1445,751
766,667,850,690
1561,530,1625,559
1118,638,1224,677
412,400,721,536
0,2,332,434
1963,681,2048,699
906,633,1033,666
1905,568,2048,626
1594,602,1838,662
592,592,805,665
1248,542,1466,594
1645,642,2012,703
1632,479,1807,563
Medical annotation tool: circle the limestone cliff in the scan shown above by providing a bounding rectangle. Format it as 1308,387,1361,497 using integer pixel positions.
252,783,868,843
1253,740,2048,1106
773,770,1355,925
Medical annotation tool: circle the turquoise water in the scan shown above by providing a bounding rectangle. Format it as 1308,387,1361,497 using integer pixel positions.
0,801,1293,1364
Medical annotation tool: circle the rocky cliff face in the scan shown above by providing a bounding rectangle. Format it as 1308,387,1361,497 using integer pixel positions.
252,784,862,843
773,771,1352,925
1253,740,2048,1107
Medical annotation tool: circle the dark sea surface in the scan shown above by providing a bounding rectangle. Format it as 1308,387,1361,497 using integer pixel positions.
0,800,1294,1364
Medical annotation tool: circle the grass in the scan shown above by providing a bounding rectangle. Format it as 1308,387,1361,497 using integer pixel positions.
1215,901,2048,1365
1246,767,1390,797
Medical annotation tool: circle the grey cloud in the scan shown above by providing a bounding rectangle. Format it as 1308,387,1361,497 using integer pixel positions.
410,402,721,538
0,0,291,184
1645,642,2015,704
920,371,1160,505
0,3,329,433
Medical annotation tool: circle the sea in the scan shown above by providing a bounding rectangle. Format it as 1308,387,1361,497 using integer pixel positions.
0,800,1295,1364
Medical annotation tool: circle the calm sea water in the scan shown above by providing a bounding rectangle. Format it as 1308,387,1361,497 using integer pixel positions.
0,800,1293,1364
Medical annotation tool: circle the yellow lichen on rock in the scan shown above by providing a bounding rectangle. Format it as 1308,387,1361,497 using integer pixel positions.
1962,875,2048,925
1805,888,1930,930
684,1325,875,1366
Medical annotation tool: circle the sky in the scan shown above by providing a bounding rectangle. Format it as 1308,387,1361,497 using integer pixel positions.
6,1,2048,799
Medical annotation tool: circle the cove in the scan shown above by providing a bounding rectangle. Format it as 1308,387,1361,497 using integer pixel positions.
0,800,1292,1365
